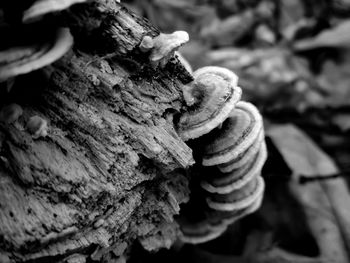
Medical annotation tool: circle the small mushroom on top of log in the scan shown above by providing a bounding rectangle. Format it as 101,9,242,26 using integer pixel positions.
140,31,189,68
26,115,48,138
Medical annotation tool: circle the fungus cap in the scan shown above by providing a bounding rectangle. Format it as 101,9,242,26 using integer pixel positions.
23,0,87,23
26,115,48,139
218,129,265,173
0,27,73,82
217,191,264,226
202,101,263,166
201,142,267,194
179,220,227,244
206,175,265,211
139,36,154,52
177,68,241,141
150,31,189,61
193,66,238,87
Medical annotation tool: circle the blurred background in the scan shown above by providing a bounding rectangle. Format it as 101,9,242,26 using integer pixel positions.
123,1,350,262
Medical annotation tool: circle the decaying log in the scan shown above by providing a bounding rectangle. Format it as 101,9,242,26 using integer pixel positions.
0,1,194,262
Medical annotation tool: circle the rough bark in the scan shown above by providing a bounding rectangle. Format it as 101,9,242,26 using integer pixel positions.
0,1,194,262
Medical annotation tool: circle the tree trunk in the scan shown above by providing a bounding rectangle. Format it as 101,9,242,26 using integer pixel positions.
0,1,194,262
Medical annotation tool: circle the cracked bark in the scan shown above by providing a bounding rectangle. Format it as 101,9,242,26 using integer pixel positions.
0,1,194,262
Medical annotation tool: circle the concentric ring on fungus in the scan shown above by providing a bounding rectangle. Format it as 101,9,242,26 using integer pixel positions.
23,0,87,23
0,27,73,82
177,67,242,141
202,101,263,166
201,142,267,194
193,66,238,86
179,219,228,244
206,175,265,211
217,129,265,173
206,191,264,226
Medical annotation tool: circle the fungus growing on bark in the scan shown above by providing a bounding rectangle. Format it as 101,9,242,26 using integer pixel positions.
193,66,238,86
139,35,154,52
179,182,265,244
179,218,228,244
206,175,265,211
202,101,263,166
177,65,267,244
201,142,267,194
206,190,264,225
217,130,265,173
139,31,189,68
177,67,242,141
22,0,87,23
0,103,23,124
26,115,48,138
0,27,73,82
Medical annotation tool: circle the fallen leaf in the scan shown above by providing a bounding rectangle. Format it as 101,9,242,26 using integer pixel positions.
267,123,350,262
266,123,339,177
316,53,350,107
293,19,350,50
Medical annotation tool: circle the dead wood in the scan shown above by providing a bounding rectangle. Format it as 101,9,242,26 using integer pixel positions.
0,1,194,262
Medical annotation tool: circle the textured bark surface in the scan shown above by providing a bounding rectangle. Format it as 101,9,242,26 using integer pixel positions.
0,1,194,262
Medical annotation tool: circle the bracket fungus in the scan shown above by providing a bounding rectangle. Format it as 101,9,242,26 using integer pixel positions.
22,0,88,23
177,66,242,141
26,115,48,139
179,216,228,244
217,130,265,173
209,193,264,225
201,142,267,194
139,31,189,68
0,27,73,82
177,66,267,244
202,101,263,167
205,175,265,211
179,179,264,244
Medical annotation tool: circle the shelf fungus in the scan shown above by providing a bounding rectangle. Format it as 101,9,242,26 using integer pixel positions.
177,66,242,141
201,142,267,194
217,130,265,173
26,115,48,139
202,195,263,232
202,101,263,167
139,31,189,68
205,175,265,211
0,27,73,82
177,66,267,244
179,215,228,244
22,0,88,23
178,180,264,244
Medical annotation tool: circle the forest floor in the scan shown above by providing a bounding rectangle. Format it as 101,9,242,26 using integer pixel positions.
124,1,350,262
